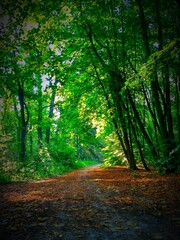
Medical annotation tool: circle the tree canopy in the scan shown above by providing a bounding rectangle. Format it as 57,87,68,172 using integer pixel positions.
0,0,179,181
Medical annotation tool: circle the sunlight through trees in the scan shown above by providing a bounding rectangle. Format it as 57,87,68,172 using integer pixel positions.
0,0,179,182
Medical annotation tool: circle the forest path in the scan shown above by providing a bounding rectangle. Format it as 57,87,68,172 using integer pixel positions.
0,165,180,240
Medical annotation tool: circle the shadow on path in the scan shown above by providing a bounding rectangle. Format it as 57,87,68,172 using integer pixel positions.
0,165,179,240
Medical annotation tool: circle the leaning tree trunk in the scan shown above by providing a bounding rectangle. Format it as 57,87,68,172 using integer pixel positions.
136,0,179,172
109,72,138,170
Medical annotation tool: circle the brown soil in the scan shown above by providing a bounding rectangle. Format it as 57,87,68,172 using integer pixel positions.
0,165,180,240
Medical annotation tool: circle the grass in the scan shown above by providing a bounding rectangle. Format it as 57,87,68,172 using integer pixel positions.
73,159,99,168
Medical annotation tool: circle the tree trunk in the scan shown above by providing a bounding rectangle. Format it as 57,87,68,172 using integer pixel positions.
18,81,29,161
45,79,58,144
136,0,179,172
127,90,158,159
29,125,33,155
175,75,180,143
131,118,150,171
38,76,43,149
93,64,128,164
109,73,138,170
13,100,21,150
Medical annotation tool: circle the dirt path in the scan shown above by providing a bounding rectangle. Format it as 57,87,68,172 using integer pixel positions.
0,165,180,240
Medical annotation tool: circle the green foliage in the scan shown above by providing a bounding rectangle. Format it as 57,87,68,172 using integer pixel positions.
49,141,77,168
102,131,127,167
0,0,179,178
0,172,11,184
72,159,99,169
0,157,98,184
154,145,180,174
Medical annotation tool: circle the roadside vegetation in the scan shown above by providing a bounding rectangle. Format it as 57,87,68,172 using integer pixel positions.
0,159,99,184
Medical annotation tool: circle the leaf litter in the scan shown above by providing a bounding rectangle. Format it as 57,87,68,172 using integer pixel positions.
0,165,179,240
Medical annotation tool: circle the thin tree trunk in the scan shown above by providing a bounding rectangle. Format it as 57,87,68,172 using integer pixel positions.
13,100,21,148
18,81,29,161
110,81,137,170
141,83,161,134
127,90,158,159
38,76,43,149
175,75,180,143
45,79,58,144
29,125,33,155
93,64,128,162
131,118,150,171
164,68,175,142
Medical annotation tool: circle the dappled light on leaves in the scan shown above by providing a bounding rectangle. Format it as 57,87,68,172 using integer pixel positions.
0,0,179,181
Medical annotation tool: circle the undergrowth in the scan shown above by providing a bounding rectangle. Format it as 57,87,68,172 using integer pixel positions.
0,159,99,184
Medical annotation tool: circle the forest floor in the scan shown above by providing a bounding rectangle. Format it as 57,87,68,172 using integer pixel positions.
0,165,180,240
